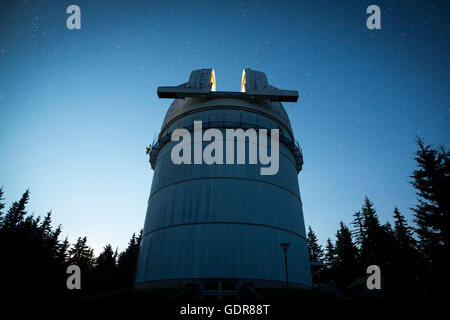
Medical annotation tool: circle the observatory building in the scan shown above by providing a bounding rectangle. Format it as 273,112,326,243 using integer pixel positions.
135,69,312,298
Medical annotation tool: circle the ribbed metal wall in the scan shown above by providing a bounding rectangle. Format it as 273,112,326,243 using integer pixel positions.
136,97,312,289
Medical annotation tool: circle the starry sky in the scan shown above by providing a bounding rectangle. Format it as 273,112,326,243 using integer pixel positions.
0,0,449,254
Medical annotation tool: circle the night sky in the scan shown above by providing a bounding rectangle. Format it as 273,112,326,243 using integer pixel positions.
0,0,449,254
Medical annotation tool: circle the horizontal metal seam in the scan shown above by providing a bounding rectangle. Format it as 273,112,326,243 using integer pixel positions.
153,138,298,172
142,221,307,242
160,105,295,141
148,176,301,201
135,277,311,289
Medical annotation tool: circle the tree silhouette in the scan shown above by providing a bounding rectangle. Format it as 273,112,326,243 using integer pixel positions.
117,231,142,289
351,210,364,248
306,226,324,284
0,190,69,299
68,236,95,267
68,236,95,292
358,197,394,268
0,188,144,299
2,189,30,230
324,238,336,269
393,207,416,252
306,226,324,262
317,237,337,285
410,138,449,296
334,222,360,287
94,244,118,291
360,196,379,262
411,139,449,249
389,207,419,296
0,187,5,222
56,237,70,266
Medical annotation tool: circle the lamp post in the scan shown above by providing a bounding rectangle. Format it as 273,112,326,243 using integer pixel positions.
280,243,290,289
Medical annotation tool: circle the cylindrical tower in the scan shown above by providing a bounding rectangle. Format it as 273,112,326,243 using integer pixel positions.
136,69,312,294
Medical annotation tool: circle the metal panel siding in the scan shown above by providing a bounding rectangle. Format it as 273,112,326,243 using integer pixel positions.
151,138,298,193
137,97,312,288
136,224,311,286
161,98,293,134
144,179,305,236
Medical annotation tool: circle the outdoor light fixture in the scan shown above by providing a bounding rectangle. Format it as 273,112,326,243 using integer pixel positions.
280,243,290,288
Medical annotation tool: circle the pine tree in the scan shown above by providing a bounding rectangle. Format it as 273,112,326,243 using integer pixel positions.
2,190,30,230
56,237,70,266
317,237,337,285
0,187,5,226
359,196,384,266
324,238,336,268
410,138,449,296
67,237,95,292
306,226,324,285
68,237,95,271
306,226,324,262
94,244,118,291
411,138,449,256
390,207,419,295
96,244,117,273
39,211,53,238
361,196,379,231
117,231,142,289
379,221,396,267
351,210,364,248
0,190,69,298
334,222,360,287
393,207,415,251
